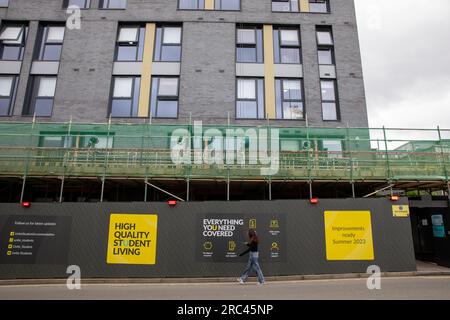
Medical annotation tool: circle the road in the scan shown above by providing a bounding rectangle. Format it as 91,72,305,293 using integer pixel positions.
0,276,449,300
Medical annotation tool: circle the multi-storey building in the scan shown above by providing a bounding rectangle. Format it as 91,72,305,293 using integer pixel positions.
0,1,449,277
0,0,367,126
0,1,447,204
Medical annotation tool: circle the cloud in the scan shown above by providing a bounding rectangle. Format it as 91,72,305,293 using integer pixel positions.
354,0,450,128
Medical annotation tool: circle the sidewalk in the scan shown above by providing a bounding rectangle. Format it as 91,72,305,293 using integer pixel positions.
416,260,450,274
1,261,449,286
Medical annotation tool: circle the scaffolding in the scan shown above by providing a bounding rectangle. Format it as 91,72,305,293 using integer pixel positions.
0,121,449,201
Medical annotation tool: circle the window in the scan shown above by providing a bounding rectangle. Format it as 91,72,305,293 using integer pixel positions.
320,80,339,121
36,25,65,61
236,78,265,119
272,0,299,12
0,0,9,8
179,0,240,10
236,26,263,63
154,26,182,62
150,77,179,118
215,0,240,10
0,76,18,116
309,0,330,13
273,27,301,64
317,27,335,65
110,76,140,117
317,28,333,46
281,139,300,152
23,76,57,117
179,0,204,9
275,79,304,120
63,0,91,8
99,0,127,9
321,139,342,158
0,23,28,61
318,48,333,65
115,25,145,61
40,134,113,149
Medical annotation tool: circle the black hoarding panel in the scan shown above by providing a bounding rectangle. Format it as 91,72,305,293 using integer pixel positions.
0,199,417,279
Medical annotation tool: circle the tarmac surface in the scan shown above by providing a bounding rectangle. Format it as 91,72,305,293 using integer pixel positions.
0,276,449,300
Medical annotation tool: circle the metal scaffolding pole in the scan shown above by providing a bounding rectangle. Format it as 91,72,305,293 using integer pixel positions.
101,117,112,202
144,177,148,202
437,126,448,182
186,178,190,202
59,177,65,203
100,177,105,202
268,178,272,201
20,176,26,203
447,182,450,200
20,116,36,203
351,181,356,198
59,117,72,203
145,181,185,202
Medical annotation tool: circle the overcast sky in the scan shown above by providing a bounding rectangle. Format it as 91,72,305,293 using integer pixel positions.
354,0,450,130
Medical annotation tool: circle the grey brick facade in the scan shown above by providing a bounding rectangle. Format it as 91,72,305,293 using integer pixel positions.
0,0,368,127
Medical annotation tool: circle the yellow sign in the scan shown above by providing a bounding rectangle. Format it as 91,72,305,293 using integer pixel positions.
107,214,158,265
249,219,257,229
228,241,236,252
270,219,279,228
392,205,410,217
324,211,374,261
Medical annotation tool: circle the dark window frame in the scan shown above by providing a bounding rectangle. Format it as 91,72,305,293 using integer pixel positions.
309,0,330,13
150,76,180,119
153,25,183,63
272,0,299,13
235,77,265,120
214,0,241,11
0,22,29,61
62,0,91,9
274,26,301,64
35,24,65,62
316,26,334,46
178,0,205,10
23,75,58,117
99,0,127,9
109,76,141,118
320,79,340,121
275,78,305,120
317,47,335,65
236,25,264,64
0,75,19,117
115,24,145,62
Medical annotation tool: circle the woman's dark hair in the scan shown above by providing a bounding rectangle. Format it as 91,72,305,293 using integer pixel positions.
248,229,259,244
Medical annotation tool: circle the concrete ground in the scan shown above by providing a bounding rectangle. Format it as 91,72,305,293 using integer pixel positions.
0,276,449,300
1,261,449,300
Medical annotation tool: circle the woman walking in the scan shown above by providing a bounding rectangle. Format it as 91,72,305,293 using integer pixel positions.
238,230,265,285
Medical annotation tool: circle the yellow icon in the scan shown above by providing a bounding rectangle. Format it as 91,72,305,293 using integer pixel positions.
10,232,14,236
203,241,213,251
7,251,12,256
8,245,12,249
8,238,13,243
249,219,257,229
270,220,279,228
271,242,279,251
228,241,236,252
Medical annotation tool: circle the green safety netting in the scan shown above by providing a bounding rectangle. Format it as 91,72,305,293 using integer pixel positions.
0,121,448,181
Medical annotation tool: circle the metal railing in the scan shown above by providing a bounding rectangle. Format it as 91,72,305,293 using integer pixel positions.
0,121,449,182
